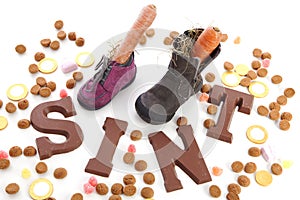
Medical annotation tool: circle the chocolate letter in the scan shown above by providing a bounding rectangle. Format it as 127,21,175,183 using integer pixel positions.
149,125,211,192
30,96,83,160
85,117,128,177
207,85,254,143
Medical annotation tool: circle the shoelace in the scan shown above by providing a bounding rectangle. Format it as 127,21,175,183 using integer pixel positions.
87,55,111,92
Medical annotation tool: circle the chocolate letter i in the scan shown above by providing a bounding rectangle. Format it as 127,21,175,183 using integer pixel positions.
207,85,254,143
149,125,211,192
30,96,84,160
85,117,128,177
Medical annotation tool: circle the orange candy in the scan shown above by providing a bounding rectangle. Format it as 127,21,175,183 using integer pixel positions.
212,166,223,176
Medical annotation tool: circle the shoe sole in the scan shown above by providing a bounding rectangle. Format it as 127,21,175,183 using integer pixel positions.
77,66,137,111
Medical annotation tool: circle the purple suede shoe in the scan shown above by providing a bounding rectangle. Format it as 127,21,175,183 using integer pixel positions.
77,53,136,110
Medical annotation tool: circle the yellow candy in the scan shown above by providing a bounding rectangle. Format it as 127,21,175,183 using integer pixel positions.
22,168,31,179
282,160,293,169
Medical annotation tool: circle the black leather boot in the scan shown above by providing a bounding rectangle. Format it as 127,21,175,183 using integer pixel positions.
135,28,221,124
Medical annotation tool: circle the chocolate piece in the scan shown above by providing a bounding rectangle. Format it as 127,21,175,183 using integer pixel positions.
85,117,127,177
30,96,83,160
207,85,254,143
149,125,211,192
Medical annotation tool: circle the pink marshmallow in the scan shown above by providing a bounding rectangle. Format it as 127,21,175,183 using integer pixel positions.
262,58,270,68
61,61,78,73
83,183,95,194
128,144,136,153
0,150,8,159
88,176,98,187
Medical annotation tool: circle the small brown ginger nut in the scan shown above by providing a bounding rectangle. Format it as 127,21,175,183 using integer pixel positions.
73,71,83,81
141,187,154,198
231,161,244,173
30,85,41,95
111,183,123,195
221,33,228,42
279,119,290,131
0,99,3,108
248,147,261,157
17,119,31,129
28,63,39,74
34,52,45,62
68,32,77,41
209,185,221,198
244,162,257,173
207,104,218,115
23,146,37,156
261,52,272,59
269,102,281,111
269,109,280,120
203,118,215,129
237,175,250,187
123,152,135,164
5,102,17,113
284,88,295,98
5,183,20,194
277,95,287,105
205,72,216,82
163,37,173,45
109,195,122,200
123,174,136,185
71,193,83,200
251,60,261,70
135,160,147,171
123,184,136,196
75,37,85,47
271,163,283,175
239,77,251,87
201,83,211,93
257,68,268,77
47,81,56,91
36,77,47,87
253,48,262,58
96,183,109,195
143,172,155,185
246,70,257,80
57,30,67,40
176,116,188,126
54,20,64,30
40,39,51,47
39,87,52,97
66,78,76,89
130,130,142,141
169,31,179,39
139,35,147,45
271,75,282,84
226,192,240,200
54,167,67,179
9,146,22,157
257,105,269,116
50,40,60,50
15,44,26,54
281,112,292,121
227,183,241,194
35,162,48,174
224,61,234,71
145,28,155,37
0,158,10,169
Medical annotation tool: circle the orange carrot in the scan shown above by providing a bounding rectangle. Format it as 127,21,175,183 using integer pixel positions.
113,4,157,64
191,26,222,61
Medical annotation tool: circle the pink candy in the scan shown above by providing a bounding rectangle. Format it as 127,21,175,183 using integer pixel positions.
199,93,209,102
262,58,270,68
127,144,136,153
88,176,98,187
83,183,95,194
60,89,68,98
0,150,8,159
61,61,78,73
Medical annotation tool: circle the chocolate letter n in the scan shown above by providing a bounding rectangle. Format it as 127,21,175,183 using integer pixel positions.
149,125,211,192
30,96,83,160
207,85,254,143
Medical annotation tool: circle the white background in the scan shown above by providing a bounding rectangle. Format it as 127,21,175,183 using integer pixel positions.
0,0,299,199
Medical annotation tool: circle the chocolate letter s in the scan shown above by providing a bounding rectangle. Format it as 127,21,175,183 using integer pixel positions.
30,96,84,160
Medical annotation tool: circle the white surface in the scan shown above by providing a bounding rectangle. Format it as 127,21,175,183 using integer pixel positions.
0,0,299,199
